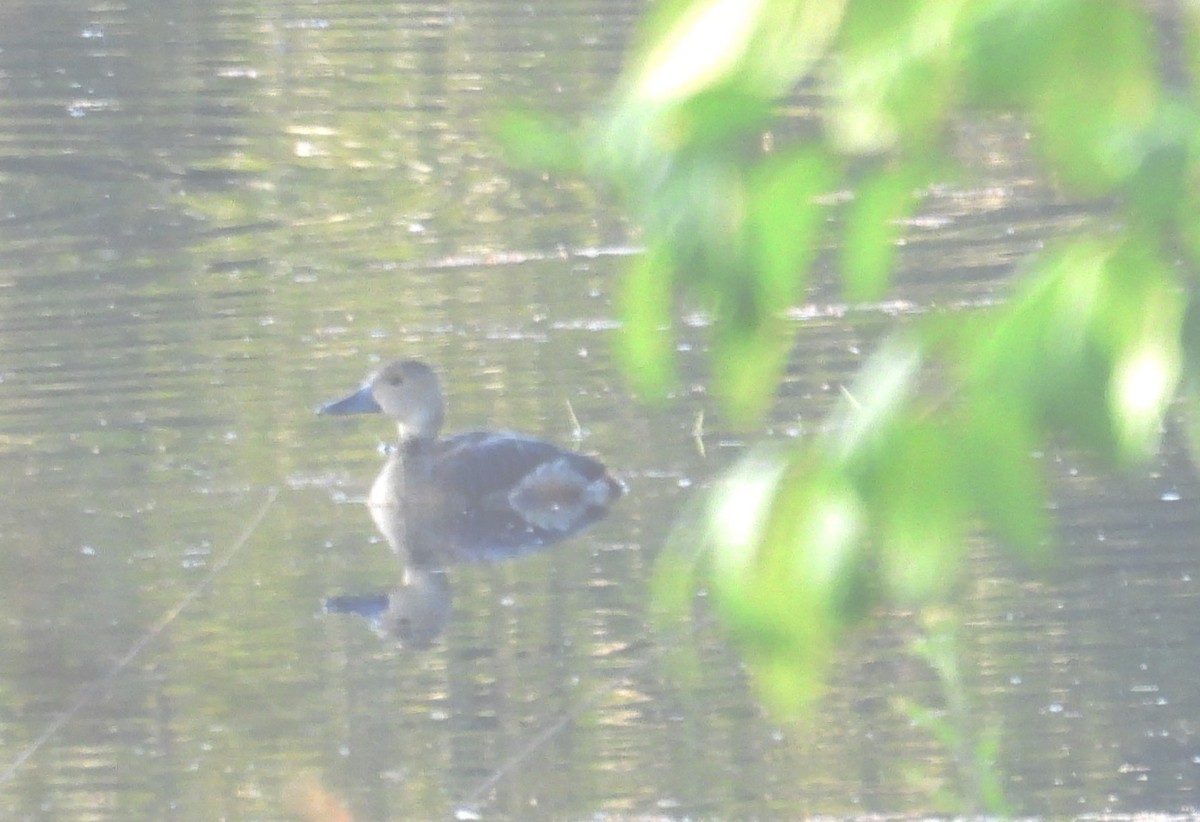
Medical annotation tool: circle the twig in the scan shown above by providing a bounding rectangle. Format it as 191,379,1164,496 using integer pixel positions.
564,399,584,440
838,383,861,410
0,486,280,783
456,642,665,815
691,410,706,458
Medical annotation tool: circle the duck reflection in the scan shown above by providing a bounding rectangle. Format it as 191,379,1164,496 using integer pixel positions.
322,564,452,650
319,360,624,647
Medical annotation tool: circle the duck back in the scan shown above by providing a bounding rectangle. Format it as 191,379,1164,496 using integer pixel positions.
427,431,623,541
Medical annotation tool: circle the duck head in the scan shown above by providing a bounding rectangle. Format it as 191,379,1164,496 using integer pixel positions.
319,359,445,444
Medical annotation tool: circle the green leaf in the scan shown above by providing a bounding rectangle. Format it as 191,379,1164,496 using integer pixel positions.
967,239,1118,459
959,398,1051,565
699,146,840,427
710,315,793,428
627,0,848,104
827,0,965,153
1182,291,1200,375
668,85,778,149
705,448,791,592
897,697,960,750
1030,1,1159,193
1100,238,1184,463
648,491,715,690
650,492,712,627
1123,101,1193,229
965,0,1158,192
749,146,841,309
705,448,869,711
841,162,925,302
616,244,679,402
975,726,1012,815
1181,287,1200,460
870,417,971,604
1184,1,1200,106
1179,133,1200,267
832,333,924,465
588,88,776,181
966,236,1183,465
491,109,580,173
964,0,1071,107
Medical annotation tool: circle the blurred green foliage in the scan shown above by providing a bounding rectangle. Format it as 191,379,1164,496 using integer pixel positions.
899,610,1009,814
503,0,1199,763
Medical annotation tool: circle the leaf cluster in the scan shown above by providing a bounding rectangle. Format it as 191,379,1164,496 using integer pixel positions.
500,0,1200,714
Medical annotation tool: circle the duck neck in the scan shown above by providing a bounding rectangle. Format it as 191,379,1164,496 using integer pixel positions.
399,434,434,461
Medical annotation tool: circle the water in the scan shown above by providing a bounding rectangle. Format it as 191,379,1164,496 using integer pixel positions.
0,1,1198,819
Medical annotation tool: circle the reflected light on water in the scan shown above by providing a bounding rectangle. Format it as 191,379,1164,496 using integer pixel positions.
0,0,1198,819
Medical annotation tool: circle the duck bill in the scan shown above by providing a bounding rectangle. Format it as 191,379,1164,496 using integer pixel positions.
318,384,382,415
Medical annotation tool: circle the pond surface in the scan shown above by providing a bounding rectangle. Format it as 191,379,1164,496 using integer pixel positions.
0,2,1198,819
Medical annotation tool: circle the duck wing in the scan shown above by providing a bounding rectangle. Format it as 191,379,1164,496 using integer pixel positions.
420,431,621,561
431,431,573,502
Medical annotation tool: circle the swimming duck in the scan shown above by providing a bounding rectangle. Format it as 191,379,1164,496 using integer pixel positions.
319,359,623,558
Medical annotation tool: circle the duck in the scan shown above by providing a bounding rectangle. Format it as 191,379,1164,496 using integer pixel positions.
319,359,624,559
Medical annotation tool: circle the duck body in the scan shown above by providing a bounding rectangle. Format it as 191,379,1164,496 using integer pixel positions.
320,360,623,562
